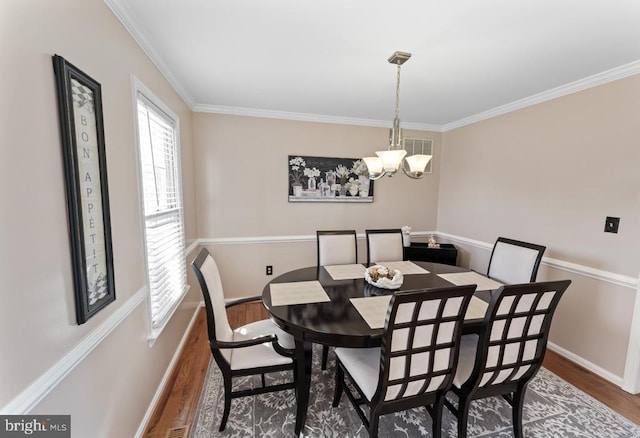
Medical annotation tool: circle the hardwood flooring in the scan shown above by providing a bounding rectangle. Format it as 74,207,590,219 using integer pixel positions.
143,303,640,437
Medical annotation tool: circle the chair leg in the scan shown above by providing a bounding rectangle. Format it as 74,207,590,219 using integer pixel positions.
431,396,444,438
261,373,266,388
332,361,344,407
321,345,329,370
512,387,527,438
457,395,472,438
219,376,232,432
369,410,380,438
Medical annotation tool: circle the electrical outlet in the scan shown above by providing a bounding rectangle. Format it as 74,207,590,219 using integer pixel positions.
604,216,620,233
266,265,273,275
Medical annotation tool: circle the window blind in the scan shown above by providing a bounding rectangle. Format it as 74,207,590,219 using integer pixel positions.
136,93,187,329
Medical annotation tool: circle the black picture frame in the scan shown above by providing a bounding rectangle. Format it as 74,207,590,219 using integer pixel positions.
52,55,115,324
288,155,374,203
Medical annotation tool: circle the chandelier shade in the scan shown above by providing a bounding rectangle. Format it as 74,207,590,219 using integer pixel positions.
403,154,432,179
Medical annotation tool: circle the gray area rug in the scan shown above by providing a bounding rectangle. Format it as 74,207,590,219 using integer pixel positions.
191,346,640,437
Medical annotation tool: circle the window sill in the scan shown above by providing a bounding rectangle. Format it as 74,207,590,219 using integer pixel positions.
147,285,190,347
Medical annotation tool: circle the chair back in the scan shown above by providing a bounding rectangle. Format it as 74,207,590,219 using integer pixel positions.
366,229,404,265
470,280,571,389
192,248,234,361
374,285,476,403
317,230,357,266
487,237,546,284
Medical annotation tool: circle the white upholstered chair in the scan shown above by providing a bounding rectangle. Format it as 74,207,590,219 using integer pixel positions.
487,237,546,284
365,228,404,265
191,248,296,431
332,285,477,438
445,280,571,438
317,230,358,266
316,230,358,369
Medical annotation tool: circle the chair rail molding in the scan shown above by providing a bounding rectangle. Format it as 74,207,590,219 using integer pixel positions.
1,240,202,415
1,287,148,414
198,231,435,246
435,232,638,290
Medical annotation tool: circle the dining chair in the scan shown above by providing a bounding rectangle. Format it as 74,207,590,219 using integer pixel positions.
191,248,296,431
445,279,571,438
365,228,404,265
317,230,358,370
317,229,358,266
487,237,546,284
332,285,477,438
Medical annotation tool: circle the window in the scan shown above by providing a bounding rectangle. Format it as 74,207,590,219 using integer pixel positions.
134,80,187,337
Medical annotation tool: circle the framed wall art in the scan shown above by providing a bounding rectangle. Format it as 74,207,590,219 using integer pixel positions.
52,55,115,324
288,155,374,203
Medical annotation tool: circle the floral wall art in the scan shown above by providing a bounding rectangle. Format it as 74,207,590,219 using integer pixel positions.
288,155,374,203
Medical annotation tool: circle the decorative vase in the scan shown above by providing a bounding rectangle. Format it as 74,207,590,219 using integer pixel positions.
349,186,359,197
338,184,346,197
308,177,316,191
292,183,302,197
326,170,336,187
358,175,370,195
359,189,368,197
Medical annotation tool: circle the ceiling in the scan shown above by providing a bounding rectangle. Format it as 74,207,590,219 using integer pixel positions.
108,0,640,130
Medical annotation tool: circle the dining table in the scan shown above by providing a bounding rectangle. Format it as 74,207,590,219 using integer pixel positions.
261,260,502,436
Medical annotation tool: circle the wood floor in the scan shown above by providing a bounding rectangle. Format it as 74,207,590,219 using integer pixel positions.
143,303,640,437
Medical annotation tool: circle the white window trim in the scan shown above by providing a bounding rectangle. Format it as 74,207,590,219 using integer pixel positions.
131,76,189,345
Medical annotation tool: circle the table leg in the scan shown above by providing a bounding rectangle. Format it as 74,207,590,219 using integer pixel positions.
294,338,313,436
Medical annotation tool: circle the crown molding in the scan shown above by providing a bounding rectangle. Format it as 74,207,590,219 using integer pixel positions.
105,0,640,133
442,60,640,131
192,104,443,132
105,0,196,109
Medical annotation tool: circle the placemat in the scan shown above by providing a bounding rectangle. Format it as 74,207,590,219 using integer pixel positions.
269,281,331,306
438,271,503,291
323,264,367,280
377,261,430,275
349,296,392,329
350,295,489,329
466,296,489,320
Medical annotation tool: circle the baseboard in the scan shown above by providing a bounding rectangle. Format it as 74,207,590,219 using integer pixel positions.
134,303,203,438
547,341,623,387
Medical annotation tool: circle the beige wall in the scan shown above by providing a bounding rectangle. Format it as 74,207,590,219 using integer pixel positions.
0,1,199,436
3,2,639,431
192,114,442,297
437,75,640,377
193,113,442,238
193,78,640,379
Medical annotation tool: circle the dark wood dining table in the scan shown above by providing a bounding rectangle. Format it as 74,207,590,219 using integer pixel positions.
261,261,493,436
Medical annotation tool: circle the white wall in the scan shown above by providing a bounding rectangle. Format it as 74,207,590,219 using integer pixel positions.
0,1,199,436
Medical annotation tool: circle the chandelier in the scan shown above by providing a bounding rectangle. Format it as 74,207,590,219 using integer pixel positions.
363,51,432,180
